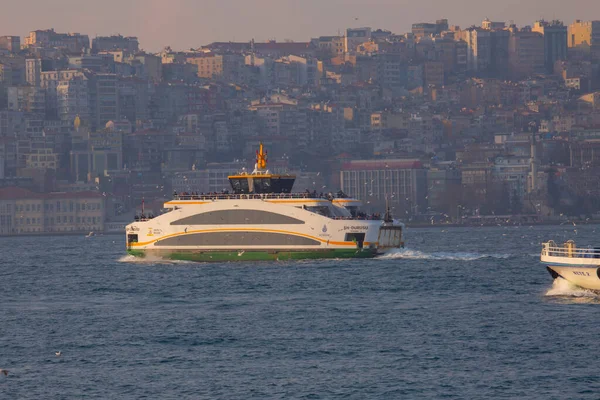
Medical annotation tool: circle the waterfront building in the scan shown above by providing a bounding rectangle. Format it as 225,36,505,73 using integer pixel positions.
0,186,105,235
340,159,427,215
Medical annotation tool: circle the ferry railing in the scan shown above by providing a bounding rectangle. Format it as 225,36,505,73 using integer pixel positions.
541,242,600,259
171,193,350,201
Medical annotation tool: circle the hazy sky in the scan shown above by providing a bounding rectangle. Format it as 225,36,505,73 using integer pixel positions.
2,0,599,51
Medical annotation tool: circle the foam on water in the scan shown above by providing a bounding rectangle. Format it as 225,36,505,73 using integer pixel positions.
117,254,194,265
545,277,599,298
378,248,512,261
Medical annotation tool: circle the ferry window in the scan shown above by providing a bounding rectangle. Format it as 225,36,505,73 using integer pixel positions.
253,178,272,193
127,234,138,243
332,206,351,217
306,206,332,217
278,178,294,193
229,178,249,194
345,233,365,248
346,206,358,217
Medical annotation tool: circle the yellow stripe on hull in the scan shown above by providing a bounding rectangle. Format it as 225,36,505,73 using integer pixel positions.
129,227,358,248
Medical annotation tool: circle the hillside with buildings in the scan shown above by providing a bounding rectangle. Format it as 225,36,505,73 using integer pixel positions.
1,18,600,234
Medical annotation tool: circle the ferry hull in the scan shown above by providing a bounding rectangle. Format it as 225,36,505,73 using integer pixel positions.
546,265,600,290
128,248,378,262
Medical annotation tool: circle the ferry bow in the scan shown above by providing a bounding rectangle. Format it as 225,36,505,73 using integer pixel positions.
541,240,600,290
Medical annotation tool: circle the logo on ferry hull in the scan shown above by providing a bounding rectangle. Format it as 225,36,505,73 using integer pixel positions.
322,225,328,233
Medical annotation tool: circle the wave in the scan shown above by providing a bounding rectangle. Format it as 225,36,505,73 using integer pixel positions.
545,277,599,298
377,248,512,261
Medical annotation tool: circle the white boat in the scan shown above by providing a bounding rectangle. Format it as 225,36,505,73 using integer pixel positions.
541,240,600,290
125,144,405,262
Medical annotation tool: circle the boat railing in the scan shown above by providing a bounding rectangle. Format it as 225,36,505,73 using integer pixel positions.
541,241,600,259
133,215,155,222
172,193,339,201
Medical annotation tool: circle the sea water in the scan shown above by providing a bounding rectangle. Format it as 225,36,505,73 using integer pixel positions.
1,224,600,399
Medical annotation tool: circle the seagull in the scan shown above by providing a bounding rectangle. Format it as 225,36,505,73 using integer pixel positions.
0,369,7,376
237,250,245,257
55,351,62,357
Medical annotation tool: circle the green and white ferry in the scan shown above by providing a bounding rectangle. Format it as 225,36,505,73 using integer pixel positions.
125,144,404,262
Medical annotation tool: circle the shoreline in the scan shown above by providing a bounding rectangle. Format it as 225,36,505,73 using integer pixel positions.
405,220,595,229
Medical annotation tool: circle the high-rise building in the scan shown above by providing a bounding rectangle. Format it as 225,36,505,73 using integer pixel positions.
345,28,372,54
491,29,510,78
91,35,139,53
456,28,492,73
532,20,568,73
93,74,119,130
568,20,600,62
57,76,90,123
7,86,45,114
186,53,224,79
568,20,600,48
482,19,506,31
25,58,42,87
412,19,449,38
0,36,20,53
24,29,89,53
508,28,545,80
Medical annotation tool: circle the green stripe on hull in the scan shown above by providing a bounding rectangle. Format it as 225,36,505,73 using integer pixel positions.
126,248,376,262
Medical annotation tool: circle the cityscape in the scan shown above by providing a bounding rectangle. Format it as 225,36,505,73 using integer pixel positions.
2,17,600,235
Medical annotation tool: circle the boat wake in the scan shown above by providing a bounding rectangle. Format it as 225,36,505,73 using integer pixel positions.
378,248,512,261
545,278,600,299
117,255,194,265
